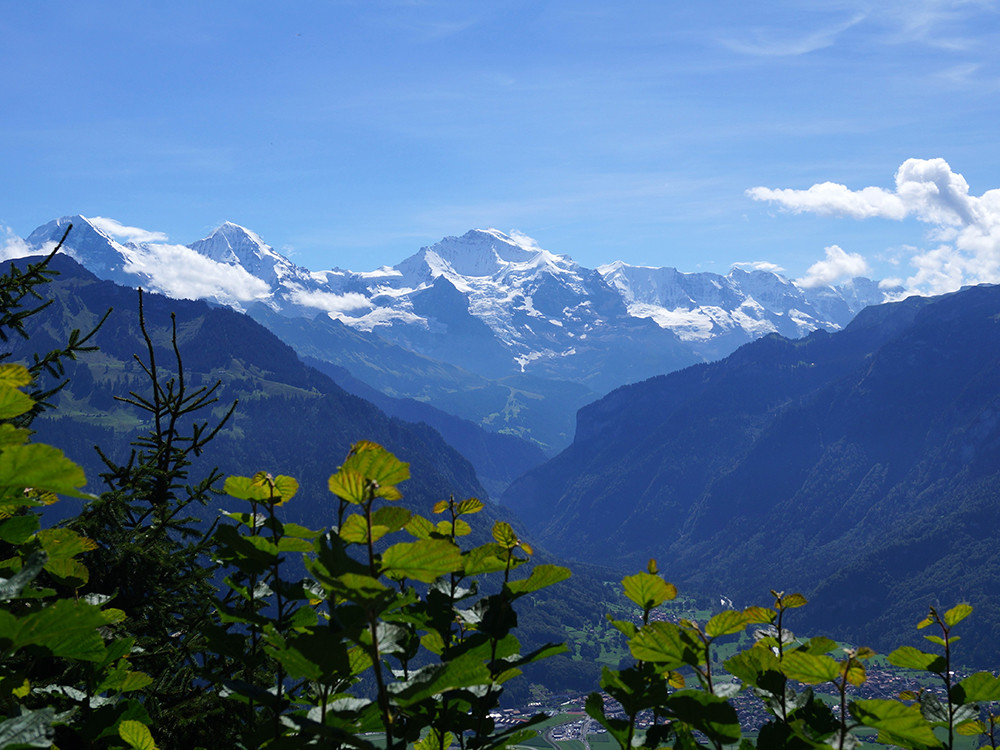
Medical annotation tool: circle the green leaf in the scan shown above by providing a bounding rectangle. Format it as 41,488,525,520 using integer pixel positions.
463,543,508,575
272,475,298,504
887,646,946,674
328,469,370,505
666,690,742,744
43,556,89,587
339,514,374,544
282,522,322,540
0,364,31,389
0,443,89,498
781,593,808,609
956,719,987,736
629,621,700,668
371,506,412,533
381,539,462,583
342,443,410,487
850,699,939,748
781,652,839,684
223,475,271,501
37,527,96,559
435,519,471,537
118,719,159,750
705,610,748,637
455,497,484,515
5,599,112,661
724,645,782,688
275,537,314,553
386,652,491,707
506,564,571,596
405,514,435,540
0,515,39,545
622,572,677,611
99,667,154,694
944,603,973,627
414,728,455,750
801,636,838,655
743,606,776,624
0,423,31,448
0,383,34,420
492,521,520,549
955,671,1000,703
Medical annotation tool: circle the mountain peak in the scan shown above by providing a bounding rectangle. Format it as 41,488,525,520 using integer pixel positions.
189,222,292,283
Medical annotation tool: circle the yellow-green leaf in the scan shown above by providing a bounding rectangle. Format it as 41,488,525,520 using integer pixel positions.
0,444,89,498
455,497,484,515
630,621,700,668
272,475,298,505
743,606,776,624
0,365,31,389
118,719,159,750
944,603,973,627
506,564,571,596
781,651,839,684
956,672,1000,702
328,469,369,505
622,572,677,611
780,593,808,609
381,539,462,583
956,719,987,736
492,521,519,549
705,610,748,638
887,646,946,673
339,515,372,544
435,519,471,537
850,699,939,747
405,514,434,540
37,528,96,559
0,385,34,420
342,443,410,488
371,506,412,533
463,544,508,575
223,475,270,502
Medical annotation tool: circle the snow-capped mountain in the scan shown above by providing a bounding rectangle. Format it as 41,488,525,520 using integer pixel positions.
598,261,897,361
20,216,898,392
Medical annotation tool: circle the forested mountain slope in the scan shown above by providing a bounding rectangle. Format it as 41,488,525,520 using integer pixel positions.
11,255,500,534
502,284,1000,664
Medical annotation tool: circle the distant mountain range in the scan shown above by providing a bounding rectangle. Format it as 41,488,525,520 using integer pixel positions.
21,216,900,450
502,282,1000,665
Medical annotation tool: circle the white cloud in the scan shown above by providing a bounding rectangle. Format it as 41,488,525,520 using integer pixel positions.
507,229,544,252
88,216,169,244
749,158,1000,294
122,243,272,304
0,227,36,262
746,182,907,220
287,287,372,313
796,245,871,288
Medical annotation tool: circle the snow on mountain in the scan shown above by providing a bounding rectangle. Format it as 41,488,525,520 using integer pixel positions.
598,260,899,360
26,216,273,308
21,217,900,387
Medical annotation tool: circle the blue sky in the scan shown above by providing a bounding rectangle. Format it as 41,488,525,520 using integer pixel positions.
3,1,1000,292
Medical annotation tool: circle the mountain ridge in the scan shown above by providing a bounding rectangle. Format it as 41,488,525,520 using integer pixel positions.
22,216,899,379
500,282,1000,664
19,215,903,450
